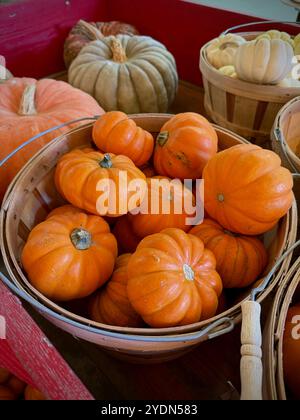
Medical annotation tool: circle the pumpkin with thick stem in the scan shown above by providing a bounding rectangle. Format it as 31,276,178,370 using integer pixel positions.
93,112,154,166
64,20,139,68
127,228,223,328
202,144,293,235
21,205,118,301
113,217,140,254
190,219,268,288
128,176,195,238
55,149,146,217
68,35,178,114
283,304,300,399
0,78,103,202
89,254,143,328
154,113,218,180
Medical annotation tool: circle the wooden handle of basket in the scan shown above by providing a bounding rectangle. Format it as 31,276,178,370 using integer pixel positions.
240,301,263,401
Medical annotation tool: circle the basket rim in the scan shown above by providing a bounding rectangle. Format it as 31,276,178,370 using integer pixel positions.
0,118,298,338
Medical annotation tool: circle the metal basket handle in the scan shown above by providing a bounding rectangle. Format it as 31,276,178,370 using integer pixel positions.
222,20,300,36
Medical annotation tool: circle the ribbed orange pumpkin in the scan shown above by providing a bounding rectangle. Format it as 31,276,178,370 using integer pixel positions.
203,144,294,235
55,149,146,217
154,113,218,180
21,205,118,301
0,385,16,400
113,217,140,254
128,176,195,238
64,20,139,68
190,219,268,288
127,228,223,328
0,78,103,202
283,304,300,399
24,385,47,401
90,254,143,328
92,112,154,166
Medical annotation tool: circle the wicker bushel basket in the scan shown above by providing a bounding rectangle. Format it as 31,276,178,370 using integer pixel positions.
263,255,300,400
0,115,298,376
272,96,300,173
200,21,300,148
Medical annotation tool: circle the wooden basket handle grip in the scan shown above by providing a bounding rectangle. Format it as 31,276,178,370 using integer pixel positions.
240,301,263,401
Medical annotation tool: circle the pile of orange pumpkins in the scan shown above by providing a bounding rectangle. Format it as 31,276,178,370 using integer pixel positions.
20,111,294,329
0,367,46,400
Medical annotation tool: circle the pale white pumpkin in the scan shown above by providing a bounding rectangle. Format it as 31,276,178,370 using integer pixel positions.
219,65,237,79
0,66,13,83
68,35,178,114
235,38,294,85
294,34,300,56
257,30,294,48
206,34,246,69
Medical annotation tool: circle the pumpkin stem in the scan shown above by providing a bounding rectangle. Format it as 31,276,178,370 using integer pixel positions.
217,194,225,203
71,228,92,250
100,154,113,168
110,37,127,63
157,131,169,147
19,84,37,116
78,19,105,41
183,264,195,281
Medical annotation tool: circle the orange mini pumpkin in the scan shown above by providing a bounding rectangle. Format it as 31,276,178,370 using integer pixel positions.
190,219,268,288
7,376,26,396
93,112,154,166
90,254,143,328
24,385,47,401
55,149,146,217
154,113,218,180
0,385,16,401
0,368,11,384
127,228,223,328
203,144,293,235
128,176,195,238
21,205,118,301
283,304,300,399
113,217,140,254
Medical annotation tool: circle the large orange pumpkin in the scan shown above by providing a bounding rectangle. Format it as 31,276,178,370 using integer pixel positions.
127,228,223,328
113,217,140,254
128,176,195,238
154,113,218,180
92,112,154,166
203,144,293,235
24,385,47,400
190,219,268,288
90,254,143,328
0,385,16,400
0,78,103,201
55,149,146,217
283,304,300,399
21,205,118,301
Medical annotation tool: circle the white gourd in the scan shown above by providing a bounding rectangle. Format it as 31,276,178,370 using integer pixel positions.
257,30,294,48
0,66,13,84
235,38,294,85
206,34,246,69
219,65,237,78
68,35,178,114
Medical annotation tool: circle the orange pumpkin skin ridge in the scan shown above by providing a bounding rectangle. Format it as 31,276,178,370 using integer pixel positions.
190,219,268,288
93,112,154,167
0,78,103,202
128,176,195,239
90,254,143,328
127,228,223,328
283,304,300,399
202,144,294,235
21,205,118,302
154,112,218,180
55,149,146,217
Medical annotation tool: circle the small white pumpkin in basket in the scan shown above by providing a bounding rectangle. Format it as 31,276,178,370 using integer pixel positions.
256,30,294,48
235,38,294,85
206,34,246,69
219,65,237,78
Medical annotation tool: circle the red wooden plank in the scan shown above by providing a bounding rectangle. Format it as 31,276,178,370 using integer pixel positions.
0,281,93,400
0,0,108,78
